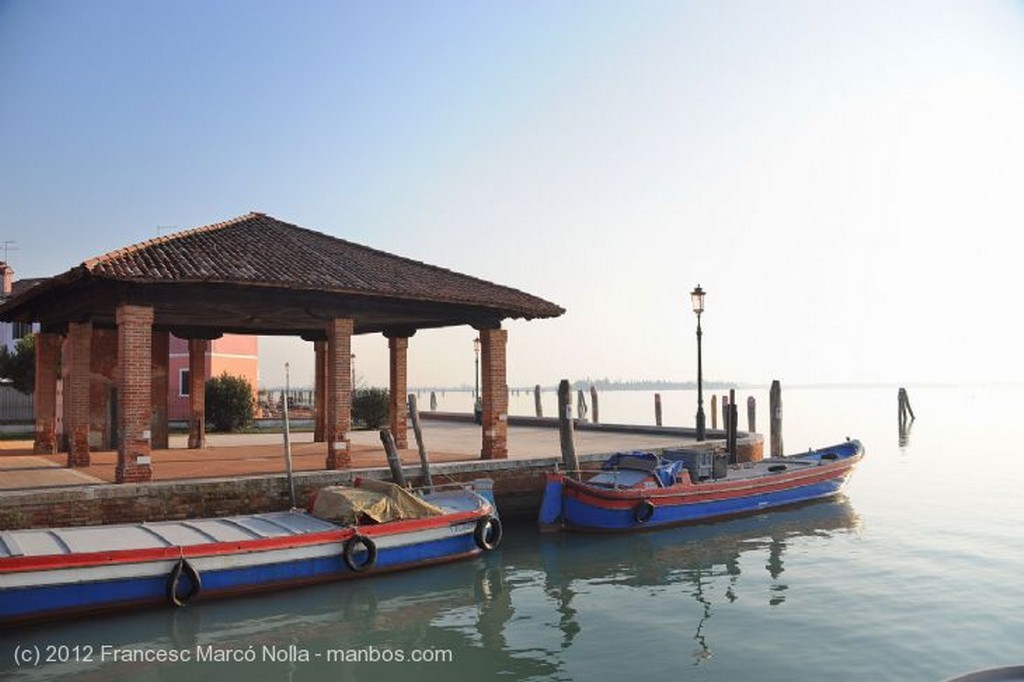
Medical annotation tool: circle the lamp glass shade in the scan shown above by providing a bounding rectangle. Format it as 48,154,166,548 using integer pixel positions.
690,286,705,315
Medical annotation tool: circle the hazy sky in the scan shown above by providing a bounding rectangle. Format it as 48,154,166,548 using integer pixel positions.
2,1,1022,389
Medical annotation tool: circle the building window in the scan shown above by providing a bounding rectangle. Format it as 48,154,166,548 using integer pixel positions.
180,369,190,397
12,322,32,340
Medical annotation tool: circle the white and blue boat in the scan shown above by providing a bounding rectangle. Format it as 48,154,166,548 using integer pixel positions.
0,479,501,627
539,440,863,532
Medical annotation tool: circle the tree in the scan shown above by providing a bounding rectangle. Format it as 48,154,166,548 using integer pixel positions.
0,336,35,395
205,373,255,432
352,387,389,428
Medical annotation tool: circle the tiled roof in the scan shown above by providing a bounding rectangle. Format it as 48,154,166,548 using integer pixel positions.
79,212,563,320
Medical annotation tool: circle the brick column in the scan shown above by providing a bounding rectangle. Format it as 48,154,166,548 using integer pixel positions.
115,304,154,483
313,340,326,443
388,335,409,449
65,321,92,467
33,332,61,455
479,327,508,460
150,330,169,450
325,318,353,469
187,338,208,449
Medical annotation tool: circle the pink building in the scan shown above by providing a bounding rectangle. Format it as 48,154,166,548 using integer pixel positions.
168,335,258,420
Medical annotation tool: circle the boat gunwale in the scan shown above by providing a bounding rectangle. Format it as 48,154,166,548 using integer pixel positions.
0,502,494,575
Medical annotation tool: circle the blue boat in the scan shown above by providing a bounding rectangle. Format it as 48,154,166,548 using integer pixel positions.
539,440,864,532
0,479,501,627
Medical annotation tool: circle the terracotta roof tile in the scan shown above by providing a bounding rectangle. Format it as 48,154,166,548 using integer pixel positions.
82,212,563,320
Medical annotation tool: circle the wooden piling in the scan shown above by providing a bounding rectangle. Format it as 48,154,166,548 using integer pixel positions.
429,391,437,411
654,393,663,426
590,385,599,424
747,396,756,433
722,394,730,434
769,380,783,457
534,384,543,417
711,395,718,430
728,388,738,463
557,380,579,476
576,389,588,422
408,394,433,491
379,429,407,487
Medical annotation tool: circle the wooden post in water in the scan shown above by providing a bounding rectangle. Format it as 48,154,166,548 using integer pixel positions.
379,429,407,487
898,388,915,423
557,380,579,476
747,396,756,433
408,394,433,491
429,391,437,411
576,389,588,423
770,380,783,457
590,385,599,424
728,388,738,463
710,395,718,430
654,393,663,426
534,384,543,417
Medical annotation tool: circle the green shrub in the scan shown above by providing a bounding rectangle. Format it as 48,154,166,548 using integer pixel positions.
352,387,390,429
205,373,255,432
0,336,36,394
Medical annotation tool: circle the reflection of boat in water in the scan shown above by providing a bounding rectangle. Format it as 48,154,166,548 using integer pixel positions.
540,439,864,532
0,480,501,627
536,496,861,664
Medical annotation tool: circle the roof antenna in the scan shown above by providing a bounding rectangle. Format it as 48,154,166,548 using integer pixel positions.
1,240,17,262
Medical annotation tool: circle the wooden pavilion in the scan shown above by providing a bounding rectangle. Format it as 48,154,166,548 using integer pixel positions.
0,212,564,483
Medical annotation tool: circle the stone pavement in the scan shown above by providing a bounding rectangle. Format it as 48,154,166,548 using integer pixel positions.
0,420,697,490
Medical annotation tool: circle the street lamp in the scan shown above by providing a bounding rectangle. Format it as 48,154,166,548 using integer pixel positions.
691,285,706,441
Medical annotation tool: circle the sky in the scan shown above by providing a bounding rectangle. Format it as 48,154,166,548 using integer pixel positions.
1,0,1022,390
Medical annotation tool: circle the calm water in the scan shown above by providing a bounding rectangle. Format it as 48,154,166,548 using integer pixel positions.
4,386,1023,681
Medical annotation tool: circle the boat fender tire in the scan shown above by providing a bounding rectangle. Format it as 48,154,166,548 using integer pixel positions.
344,534,378,573
633,499,655,524
167,557,202,607
474,515,503,551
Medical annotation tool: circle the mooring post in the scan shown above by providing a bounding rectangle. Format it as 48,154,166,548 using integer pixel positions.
557,380,580,477
654,393,663,426
770,380,783,457
408,394,433,491
747,396,756,433
534,384,543,417
379,428,407,487
711,394,718,430
728,388,738,464
898,387,915,426
429,391,437,411
590,384,599,424
722,394,730,434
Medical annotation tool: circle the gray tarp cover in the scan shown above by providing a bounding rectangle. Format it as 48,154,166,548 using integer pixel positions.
311,478,444,524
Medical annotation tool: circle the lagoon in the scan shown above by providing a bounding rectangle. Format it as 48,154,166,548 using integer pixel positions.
3,386,1022,681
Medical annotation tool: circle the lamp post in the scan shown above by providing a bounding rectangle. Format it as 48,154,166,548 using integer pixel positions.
691,285,706,441
473,337,482,424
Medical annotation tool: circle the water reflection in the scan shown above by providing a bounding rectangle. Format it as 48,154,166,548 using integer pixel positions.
2,499,859,681
533,497,860,667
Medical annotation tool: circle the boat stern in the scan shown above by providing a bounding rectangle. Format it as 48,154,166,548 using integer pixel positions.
537,473,565,533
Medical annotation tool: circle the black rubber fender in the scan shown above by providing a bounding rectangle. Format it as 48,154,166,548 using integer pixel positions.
167,557,202,607
473,515,503,551
343,534,378,572
633,499,655,524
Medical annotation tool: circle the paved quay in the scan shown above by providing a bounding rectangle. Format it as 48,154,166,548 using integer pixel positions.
0,419,700,490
